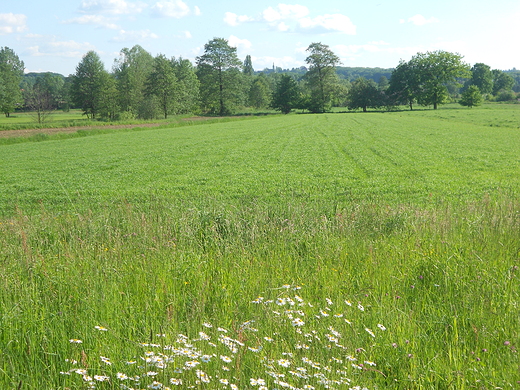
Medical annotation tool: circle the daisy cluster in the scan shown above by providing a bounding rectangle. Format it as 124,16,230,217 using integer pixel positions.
61,285,386,389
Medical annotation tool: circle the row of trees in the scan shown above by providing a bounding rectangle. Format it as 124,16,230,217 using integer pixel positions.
1,41,518,121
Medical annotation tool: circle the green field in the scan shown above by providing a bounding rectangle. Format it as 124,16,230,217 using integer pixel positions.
1,104,519,389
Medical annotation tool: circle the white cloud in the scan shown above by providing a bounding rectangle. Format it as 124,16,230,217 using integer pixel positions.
262,4,309,22
151,0,190,18
194,6,201,16
113,29,159,42
0,13,27,34
224,12,254,26
402,14,439,26
228,35,252,51
25,40,97,59
63,15,119,29
298,14,356,34
80,0,145,15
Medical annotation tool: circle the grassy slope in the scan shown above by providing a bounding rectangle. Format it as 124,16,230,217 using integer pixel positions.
0,105,519,389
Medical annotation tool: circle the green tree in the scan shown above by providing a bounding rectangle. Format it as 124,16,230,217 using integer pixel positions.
70,51,107,119
468,63,493,95
243,55,254,77
23,74,65,125
97,71,119,120
0,47,24,117
171,57,200,114
459,85,482,108
387,60,420,110
145,54,178,119
492,69,514,95
196,38,244,115
347,77,383,112
113,45,154,118
248,74,271,109
410,50,470,109
270,74,300,114
304,42,341,113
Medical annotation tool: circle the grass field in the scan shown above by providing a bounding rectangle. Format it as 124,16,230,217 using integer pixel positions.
1,104,519,389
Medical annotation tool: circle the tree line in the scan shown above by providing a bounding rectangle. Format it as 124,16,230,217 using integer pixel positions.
0,41,519,123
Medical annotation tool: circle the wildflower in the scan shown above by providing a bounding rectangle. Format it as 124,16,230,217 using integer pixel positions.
169,378,182,385
278,359,291,367
377,323,386,331
220,378,229,385
259,387,268,390
94,325,108,331
126,360,137,365
303,385,315,389
146,371,158,377
196,369,210,383
249,346,262,352
117,372,129,380
294,295,304,302
344,319,352,325
264,336,274,342
220,355,232,363
326,298,333,305
198,331,210,340
184,360,199,368
222,366,230,371
200,355,212,363
94,375,110,381
365,328,375,337
148,381,163,389
230,384,238,390
364,360,376,366
282,284,291,289
352,363,363,370
357,303,364,311
292,318,305,327
252,297,264,303
69,339,82,344
217,327,228,332
319,310,329,317
276,298,287,306
334,313,343,318
100,356,112,365
75,369,88,375
202,322,212,328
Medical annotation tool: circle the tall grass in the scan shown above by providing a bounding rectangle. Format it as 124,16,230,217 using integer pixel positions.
1,107,519,389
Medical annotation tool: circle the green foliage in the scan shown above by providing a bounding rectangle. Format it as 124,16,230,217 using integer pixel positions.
196,38,244,116
248,74,272,109
0,47,24,117
410,50,471,109
304,42,341,113
270,74,300,114
70,51,107,119
459,85,483,107
113,45,154,117
145,54,178,119
492,69,514,95
469,63,493,94
172,57,200,115
347,77,384,112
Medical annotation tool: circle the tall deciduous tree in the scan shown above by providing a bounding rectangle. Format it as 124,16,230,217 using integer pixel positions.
70,51,107,119
387,60,420,110
347,77,384,112
243,55,254,77
171,57,200,114
0,47,24,117
271,74,300,114
469,63,493,95
113,45,154,117
196,38,244,115
145,54,178,119
304,42,341,113
410,50,470,109
459,85,482,108
492,69,514,95
248,74,271,109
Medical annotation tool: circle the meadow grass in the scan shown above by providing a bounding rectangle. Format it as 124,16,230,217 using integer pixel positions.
0,105,519,389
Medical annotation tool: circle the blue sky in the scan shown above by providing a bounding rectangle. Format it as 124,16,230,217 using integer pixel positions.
1,0,519,75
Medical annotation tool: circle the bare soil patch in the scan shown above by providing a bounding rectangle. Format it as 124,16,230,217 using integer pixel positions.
0,116,222,139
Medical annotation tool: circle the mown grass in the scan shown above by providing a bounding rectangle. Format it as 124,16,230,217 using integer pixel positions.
0,105,519,389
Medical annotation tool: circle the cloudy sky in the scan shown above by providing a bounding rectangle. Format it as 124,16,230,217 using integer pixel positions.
2,0,519,75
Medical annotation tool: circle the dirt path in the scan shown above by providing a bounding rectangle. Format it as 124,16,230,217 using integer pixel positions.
0,117,222,139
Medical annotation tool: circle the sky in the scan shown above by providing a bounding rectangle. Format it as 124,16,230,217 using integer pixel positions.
1,0,519,75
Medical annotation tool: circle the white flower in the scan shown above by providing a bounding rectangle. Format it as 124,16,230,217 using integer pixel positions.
117,372,128,380
292,318,305,327
377,323,387,331
220,355,232,363
365,328,375,337
170,378,182,385
357,303,365,311
364,360,376,366
202,322,212,328
278,359,291,367
94,375,110,381
69,339,82,344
